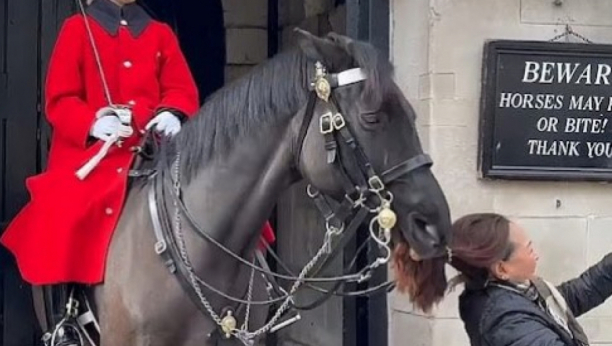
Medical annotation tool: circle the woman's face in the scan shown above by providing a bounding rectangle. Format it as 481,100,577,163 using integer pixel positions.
491,222,539,283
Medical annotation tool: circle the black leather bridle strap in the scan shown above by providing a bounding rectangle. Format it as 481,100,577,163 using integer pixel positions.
381,154,433,184
295,92,317,167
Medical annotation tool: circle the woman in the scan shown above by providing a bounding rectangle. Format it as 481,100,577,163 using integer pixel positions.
448,213,612,346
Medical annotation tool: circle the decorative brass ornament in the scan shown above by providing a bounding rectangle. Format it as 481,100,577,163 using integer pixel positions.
220,311,237,338
377,207,397,230
314,61,331,102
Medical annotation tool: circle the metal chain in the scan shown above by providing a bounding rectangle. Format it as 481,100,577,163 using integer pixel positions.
171,153,338,345
237,227,335,340
241,260,256,332
172,154,224,328
549,24,593,44
76,0,114,106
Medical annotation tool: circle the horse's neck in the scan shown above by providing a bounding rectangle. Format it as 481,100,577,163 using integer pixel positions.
180,119,295,260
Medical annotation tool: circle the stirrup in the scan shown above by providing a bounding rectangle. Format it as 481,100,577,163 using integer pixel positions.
44,288,84,346
42,321,83,346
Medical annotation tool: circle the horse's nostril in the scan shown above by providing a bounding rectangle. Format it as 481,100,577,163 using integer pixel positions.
413,216,427,231
425,224,439,242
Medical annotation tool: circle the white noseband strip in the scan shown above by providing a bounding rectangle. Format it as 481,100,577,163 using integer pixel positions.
336,68,367,86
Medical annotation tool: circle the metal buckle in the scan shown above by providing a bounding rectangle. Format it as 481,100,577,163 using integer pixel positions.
345,189,366,208
325,220,345,235
306,184,320,198
368,175,385,192
319,112,334,134
155,240,167,254
332,113,346,130
66,297,80,318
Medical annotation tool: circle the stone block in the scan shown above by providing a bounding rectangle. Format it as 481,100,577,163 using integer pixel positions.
414,99,432,129
425,125,496,218
432,319,470,346
279,0,305,27
430,99,477,127
511,217,587,284
579,317,612,343
226,28,268,64
222,0,267,28
224,65,254,84
521,0,612,27
418,73,432,101
328,4,346,35
391,0,430,100
491,182,612,218
389,310,433,346
432,73,456,100
304,0,333,18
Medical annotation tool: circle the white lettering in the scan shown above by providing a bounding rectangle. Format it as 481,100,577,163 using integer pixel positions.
522,61,540,83
527,140,580,156
557,63,580,83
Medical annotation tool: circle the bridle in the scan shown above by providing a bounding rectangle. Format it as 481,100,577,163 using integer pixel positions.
146,61,434,345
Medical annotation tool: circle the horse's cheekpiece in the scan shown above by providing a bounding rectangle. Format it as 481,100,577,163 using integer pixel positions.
142,59,434,346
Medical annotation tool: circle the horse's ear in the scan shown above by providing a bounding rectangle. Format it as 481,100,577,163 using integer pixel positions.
294,28,345,68
325,32,354,52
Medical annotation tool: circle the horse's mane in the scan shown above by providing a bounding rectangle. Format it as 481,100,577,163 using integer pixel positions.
164,36,394,181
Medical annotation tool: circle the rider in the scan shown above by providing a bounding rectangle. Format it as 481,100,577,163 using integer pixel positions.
0,0,275,345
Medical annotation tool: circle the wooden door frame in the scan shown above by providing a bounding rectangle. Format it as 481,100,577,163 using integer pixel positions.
345,2,390,346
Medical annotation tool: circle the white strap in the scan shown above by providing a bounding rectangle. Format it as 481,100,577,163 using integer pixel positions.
336,68,366,86
75,135,118,180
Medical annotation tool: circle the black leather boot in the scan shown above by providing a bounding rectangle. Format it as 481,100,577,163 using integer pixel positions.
42,284,81,346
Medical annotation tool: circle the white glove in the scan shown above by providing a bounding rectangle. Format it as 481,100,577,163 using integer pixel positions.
145,111,181,137
96,106,133,125
90,116,133,141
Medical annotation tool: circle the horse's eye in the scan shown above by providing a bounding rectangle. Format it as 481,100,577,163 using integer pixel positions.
361,113,381,124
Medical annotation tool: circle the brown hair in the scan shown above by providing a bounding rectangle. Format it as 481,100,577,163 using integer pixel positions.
447,213,514,287
392,243,447,313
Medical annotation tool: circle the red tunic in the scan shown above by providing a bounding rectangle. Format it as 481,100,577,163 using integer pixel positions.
0,9,274,285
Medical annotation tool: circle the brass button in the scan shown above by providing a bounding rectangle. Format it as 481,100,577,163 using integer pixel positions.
105,208,113,216
123,61,132,68
120,20,128,26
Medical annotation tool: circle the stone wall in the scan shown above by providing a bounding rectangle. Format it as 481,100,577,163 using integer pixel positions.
222,0,345,83
278,0,345,49
390,0,612,345
222,0,269,83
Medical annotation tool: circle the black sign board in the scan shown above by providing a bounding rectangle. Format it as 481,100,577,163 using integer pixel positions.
479,40,612,181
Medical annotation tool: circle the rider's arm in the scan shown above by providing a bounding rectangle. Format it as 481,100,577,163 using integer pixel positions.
44,17,97,148
134,24,199,132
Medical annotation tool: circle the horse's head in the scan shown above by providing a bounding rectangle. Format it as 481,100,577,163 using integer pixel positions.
293,29,451,311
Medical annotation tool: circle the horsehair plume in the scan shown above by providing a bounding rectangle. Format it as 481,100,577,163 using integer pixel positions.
392,242,447,313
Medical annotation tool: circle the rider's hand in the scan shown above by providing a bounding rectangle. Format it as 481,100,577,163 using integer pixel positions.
145,111,181,137
90,116,133,142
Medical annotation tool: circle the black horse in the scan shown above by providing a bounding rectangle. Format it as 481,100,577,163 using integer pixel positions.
72,29,453,346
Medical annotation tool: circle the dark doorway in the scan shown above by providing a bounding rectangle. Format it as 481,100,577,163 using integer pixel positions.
139,0,226,103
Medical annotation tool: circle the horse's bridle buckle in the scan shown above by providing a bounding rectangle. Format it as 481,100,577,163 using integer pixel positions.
332,113,346,130
319,112,334,134
368,175,385,192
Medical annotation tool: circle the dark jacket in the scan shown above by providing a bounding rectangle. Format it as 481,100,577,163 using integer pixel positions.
459,253,612,346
